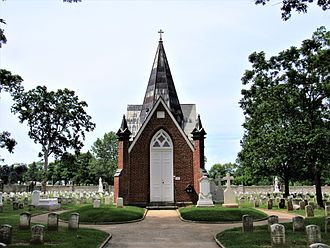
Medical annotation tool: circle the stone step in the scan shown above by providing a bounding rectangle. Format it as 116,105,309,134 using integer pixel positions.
146,205,178,210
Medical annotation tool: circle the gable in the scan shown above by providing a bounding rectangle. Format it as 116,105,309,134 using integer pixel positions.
128,98,194,153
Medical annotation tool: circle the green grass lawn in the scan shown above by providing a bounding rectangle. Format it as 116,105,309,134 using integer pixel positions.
179,205,268,222
59,204,145,223
216,217,330,248
256,203,326,217
0,202,109,248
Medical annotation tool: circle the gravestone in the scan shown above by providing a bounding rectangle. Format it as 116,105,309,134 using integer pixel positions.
32,190,40,206
242,215,253,232
12,202,18,211
305,205,314,217
271,224,285,247
104,195,112,205
287,199,294,211
24,197,29,206
0,225,12,244
267,199,273,210
196,176,214,207
93,199,100,208
68,213,79,230
19,212,31,229
98,177,104,193
30,225,44,245
222,174,238,208
268,215,279,232
325,206,330,217
306,225,321,244
117,197,124,208
299,200,306,210
273,176,280,193
278,198,285,209
47,213,59,231
309,244,330,248
292,216,305,231
253,198,260,208
325,217,330,233
212,177,224,204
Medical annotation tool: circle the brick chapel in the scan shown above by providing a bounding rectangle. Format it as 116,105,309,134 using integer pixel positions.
114,31,207,206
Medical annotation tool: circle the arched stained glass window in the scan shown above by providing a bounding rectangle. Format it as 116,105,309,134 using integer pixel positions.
151,130,172,148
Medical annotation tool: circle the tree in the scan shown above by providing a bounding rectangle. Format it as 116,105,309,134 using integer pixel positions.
208,163,237,183
255,0,330,20
90,131,118,185
0,131,16,153
11,85,95,191
239,26,330,207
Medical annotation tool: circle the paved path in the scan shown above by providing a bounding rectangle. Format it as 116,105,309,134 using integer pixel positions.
31,209,297,248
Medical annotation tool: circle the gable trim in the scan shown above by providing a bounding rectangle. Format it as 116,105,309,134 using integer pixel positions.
128,97,194,153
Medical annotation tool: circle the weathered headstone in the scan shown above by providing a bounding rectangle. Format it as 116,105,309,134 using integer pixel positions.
24,197,29,206
287,199,294,211
93,199,100,208
0,225,12,244
278,198,285,209
19,212,31,229
32,190,40,206
30,225,44,245
222,174,238,208
117,197,124,208
0,193,3,213
292,216,305,232
271,224,285,247
68,213,79,230
305,205,314,217
104,195,112,205
299,200,306,210
12,202,18,211
47,213,59,231
325,206,330,217
196,176,214,207
268,215,279,232
309,243,330,248
306,225,321,244
267,199,273,210
242,215,253,232
325,217,330,233
253,198,260,208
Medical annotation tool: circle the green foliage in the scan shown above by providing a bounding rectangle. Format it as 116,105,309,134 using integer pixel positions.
239,27,330,203
0,131,17,153
179,205,268,222
60,204,145,223
255,0,330,20
208,163,237,182
11,85,95,190
0,18,7,47
90,131,118,185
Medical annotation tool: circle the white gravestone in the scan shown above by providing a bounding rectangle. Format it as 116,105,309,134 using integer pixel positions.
222,174,238,208
98,177,104,193
31,190,60,210
197,176,214,207
32,190,40,206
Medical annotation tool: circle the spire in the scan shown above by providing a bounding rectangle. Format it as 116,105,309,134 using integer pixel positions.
116,115,131,140
191,114,207,138
140,30,184,127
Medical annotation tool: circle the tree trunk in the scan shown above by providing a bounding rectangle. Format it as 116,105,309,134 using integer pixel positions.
284,176,290,197
314,168,324,208
42,154,48,193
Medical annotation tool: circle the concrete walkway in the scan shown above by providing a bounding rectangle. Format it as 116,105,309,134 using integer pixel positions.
31,209,297,248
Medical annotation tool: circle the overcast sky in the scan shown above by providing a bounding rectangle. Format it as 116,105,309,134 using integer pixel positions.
0,0,328,170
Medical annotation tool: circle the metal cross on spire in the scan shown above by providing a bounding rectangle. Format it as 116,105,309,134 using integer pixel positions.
158,29,164,41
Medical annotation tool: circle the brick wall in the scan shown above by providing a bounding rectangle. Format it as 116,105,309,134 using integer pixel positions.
128,103,195,205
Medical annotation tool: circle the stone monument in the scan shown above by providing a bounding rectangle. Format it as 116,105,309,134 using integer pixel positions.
222,174,238,208
196,176,214,207
274,176,280,193
98,177,104,193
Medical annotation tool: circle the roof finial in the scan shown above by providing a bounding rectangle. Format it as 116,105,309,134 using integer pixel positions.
158,29,164,41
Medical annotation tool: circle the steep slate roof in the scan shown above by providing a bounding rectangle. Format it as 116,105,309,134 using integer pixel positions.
139,36,184,128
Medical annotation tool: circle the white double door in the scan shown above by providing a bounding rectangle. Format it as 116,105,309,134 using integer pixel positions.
150,148,174,203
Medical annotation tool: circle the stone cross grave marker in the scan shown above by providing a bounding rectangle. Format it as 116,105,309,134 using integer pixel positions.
222,174,238,208
306,225,321,244
271,224,285,246
292,216,305,232
196,176,214,207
